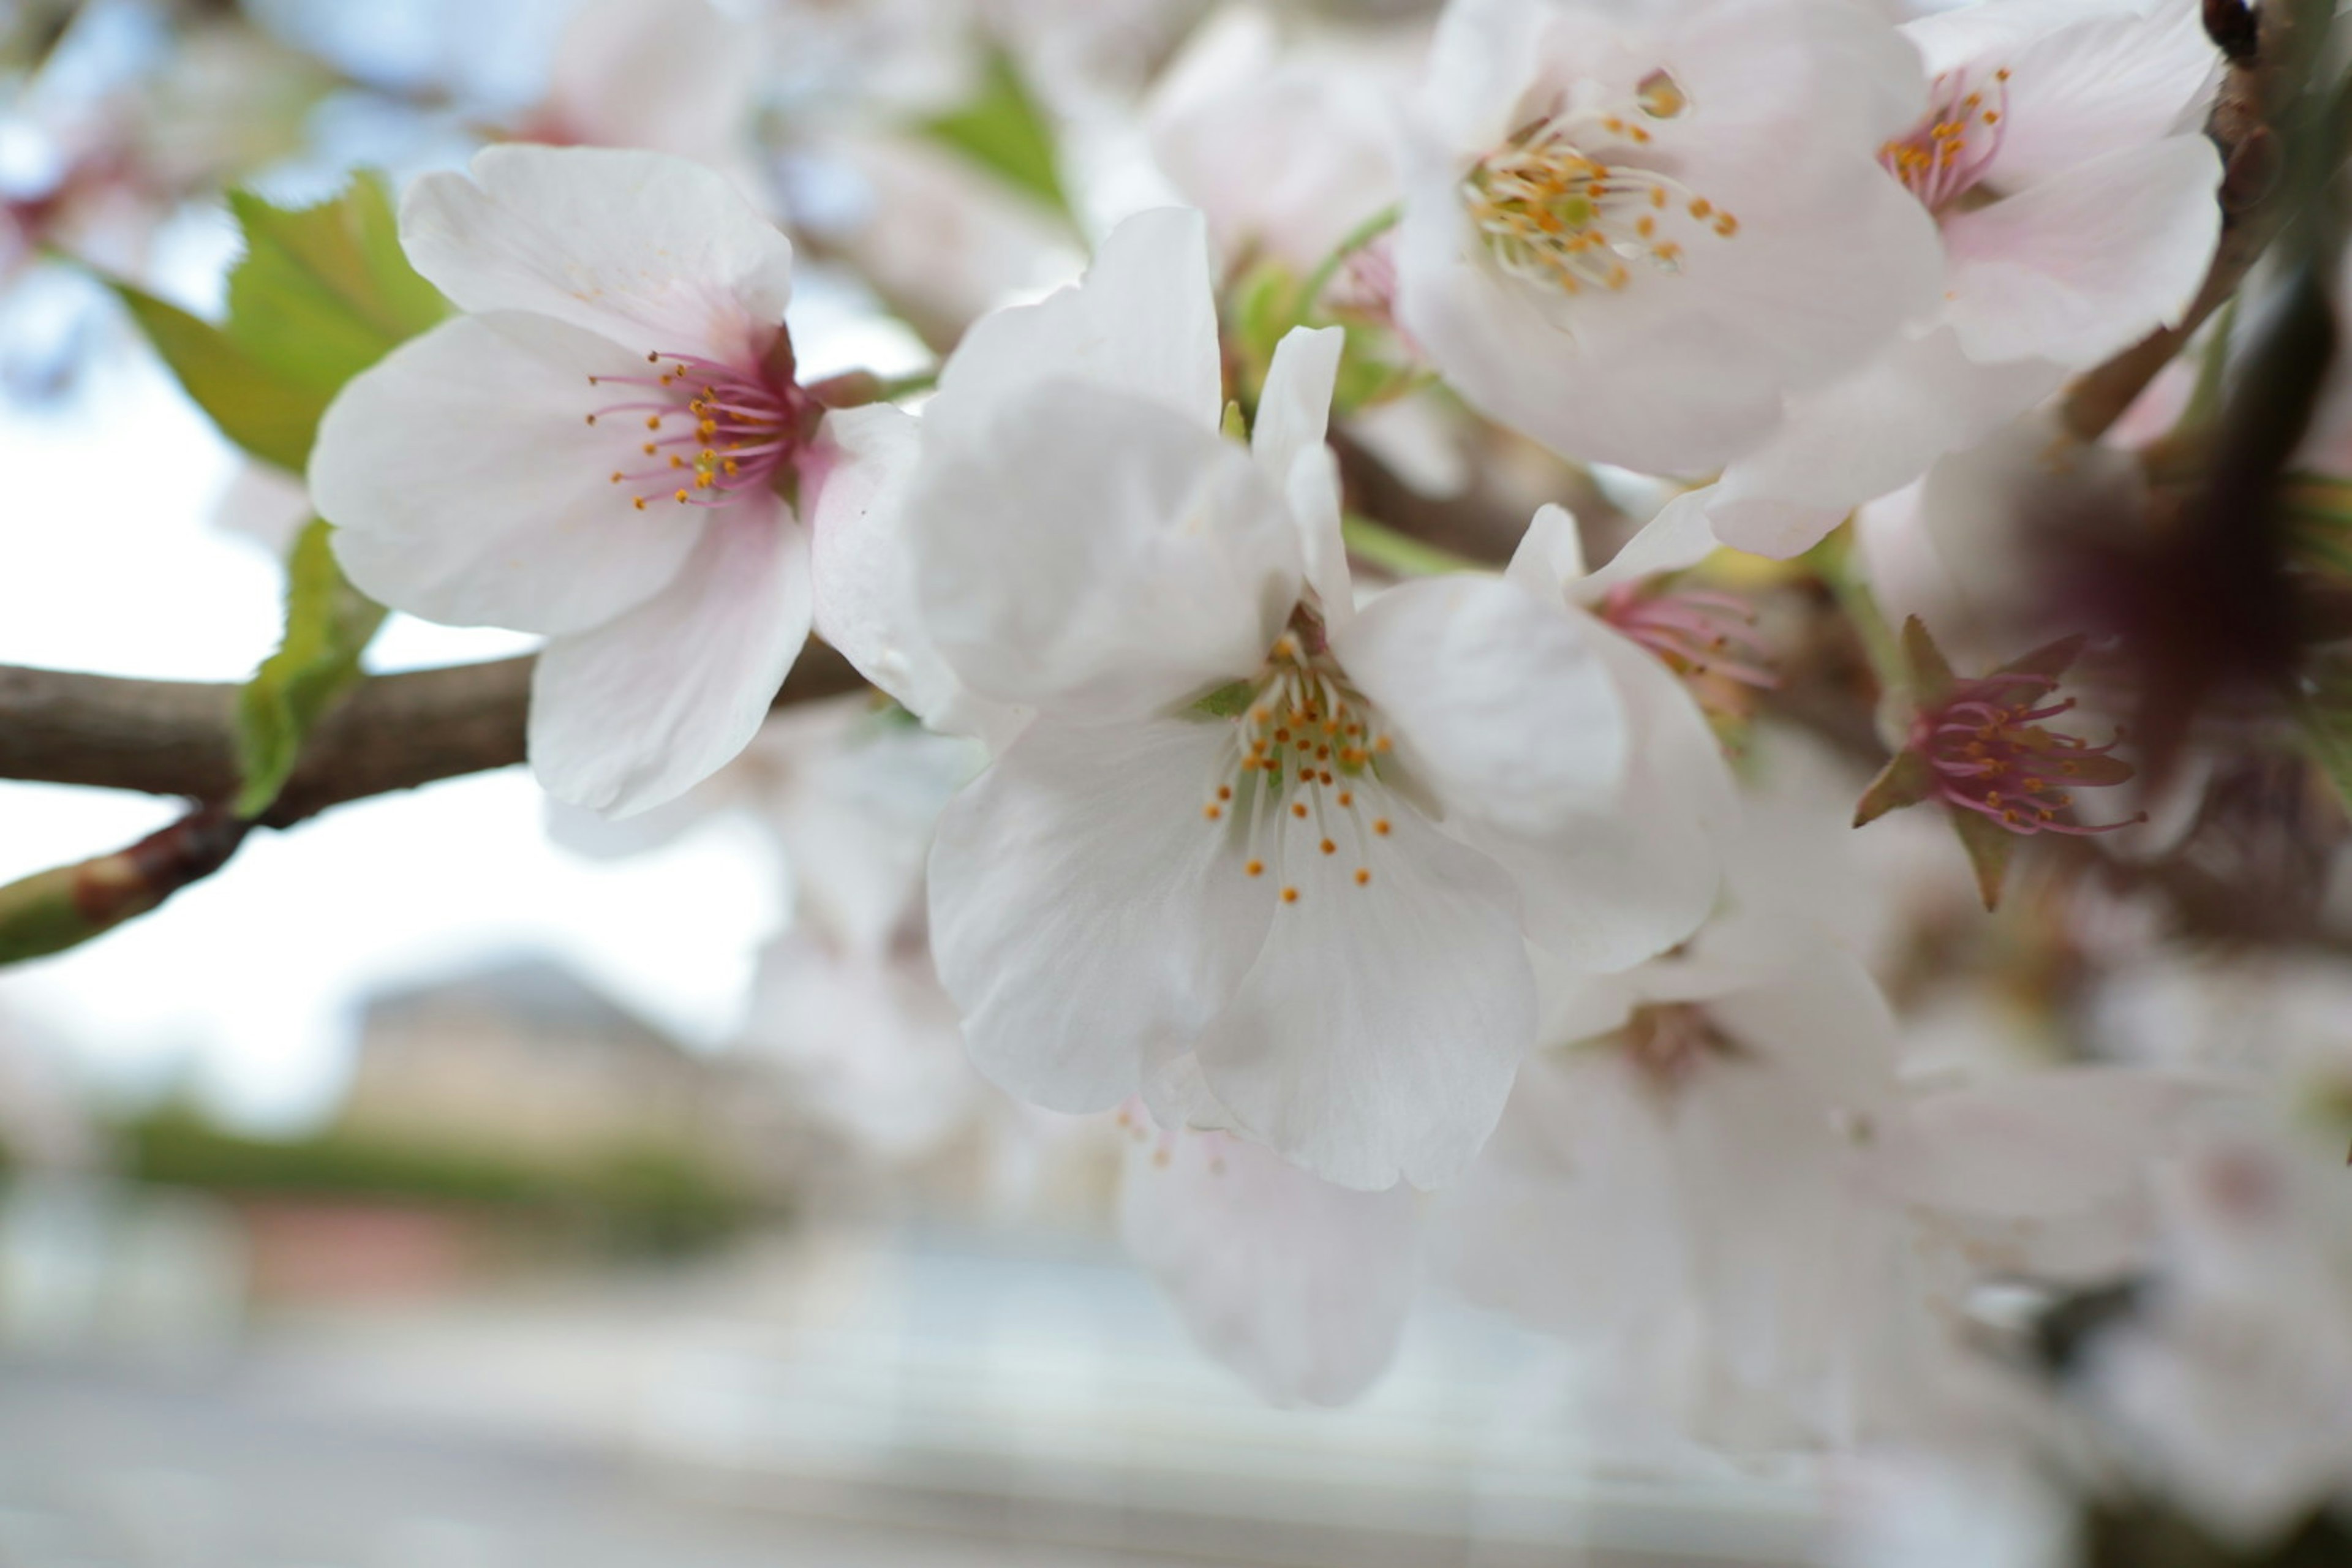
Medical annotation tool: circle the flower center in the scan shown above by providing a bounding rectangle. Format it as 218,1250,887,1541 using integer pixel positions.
1912,668,2141,837
1198,630,1401,905
1601,581,1776,692
1462,70,1736,297
1879,66,2010,214
1617,1002,1741,1098
585,349,808,513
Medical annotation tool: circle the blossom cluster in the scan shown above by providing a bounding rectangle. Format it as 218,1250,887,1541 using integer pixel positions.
74,0,2352,1555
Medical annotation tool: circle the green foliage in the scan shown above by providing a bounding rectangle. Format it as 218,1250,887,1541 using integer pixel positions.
110,285,329,473
120,1106,763,1259
111,172,446,475
222,177,448,400
234,520,388,818
1193,679,1261,718
920,42,1073,224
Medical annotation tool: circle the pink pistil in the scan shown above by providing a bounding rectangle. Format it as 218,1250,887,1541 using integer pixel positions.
1910,669,2141,837
586,348,813,512
1602,583,1777,690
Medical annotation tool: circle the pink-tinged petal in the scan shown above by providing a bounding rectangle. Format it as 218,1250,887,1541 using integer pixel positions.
1942,135,2222,369
927,206,1223,443
1193,802,1532,1191
911,384,1301,723
805,404,1022,748
528,496,809,816
1471,620,1733,973
541,0,755,173
315,312,703,636
1120,1126,1423,1406
1908,0,2218,192
1399,0,1943,475
1704,328,2067,559
1336,574,1627,835
400,145,791,364
929,717,1276,1114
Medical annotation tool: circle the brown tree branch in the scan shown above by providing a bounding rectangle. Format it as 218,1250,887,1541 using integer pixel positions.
0,639,866,829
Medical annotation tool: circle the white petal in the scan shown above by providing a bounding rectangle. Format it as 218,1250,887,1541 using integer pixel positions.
1335,574,1627,836
926,206,1223,445
1397,0,1943,474
1194,801,1534,1190
912,383,1301,722
1703,328,2067,559
1440,1049,1684,1343
1504,502,1588,597
1880,1066,2206,1221
400,145,792,363
1706,941,1904,1115
1476,620,1733,973
315,312,703,635
1909,0,2219,191
1253,325,1344,496
928,717,1275,1114
805,403,1021,747
1256,326,1355,628
1121,1127,1422,1406
1580,492,1727,600
1943,136,2223,369
529,498,809,816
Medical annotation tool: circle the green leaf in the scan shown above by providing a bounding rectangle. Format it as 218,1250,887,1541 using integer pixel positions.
1853,748,1934,827
111,283,328,473
1192,679,1260,719
1341,513,1483,578
920,43,1073,224
233,520,388,818
1950,805,2016,913
111,173,447,473
223,174,446,395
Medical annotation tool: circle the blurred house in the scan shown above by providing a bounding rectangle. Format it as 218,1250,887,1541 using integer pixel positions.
341,958,717,1165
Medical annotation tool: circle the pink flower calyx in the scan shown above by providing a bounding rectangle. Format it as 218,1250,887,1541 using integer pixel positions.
1463,69,1739,297
1858,619,2142,905
584,333,819,513
1880,65,2010,214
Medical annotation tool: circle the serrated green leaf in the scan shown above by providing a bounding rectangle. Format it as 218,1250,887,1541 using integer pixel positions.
233,520,388,818
224,174,446,395
1950,805,2015,912
920,43,1072,224
1853,747,1934,827
112,283,328,472
112,174,446,474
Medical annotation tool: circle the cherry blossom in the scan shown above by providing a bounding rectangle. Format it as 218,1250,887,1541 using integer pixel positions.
1394,0,1943,476
311,145,896,816
902,206,1725,1189
1692,0,2223,557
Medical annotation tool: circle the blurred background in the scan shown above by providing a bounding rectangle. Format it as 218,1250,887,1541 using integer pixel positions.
0,0,1846,1561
